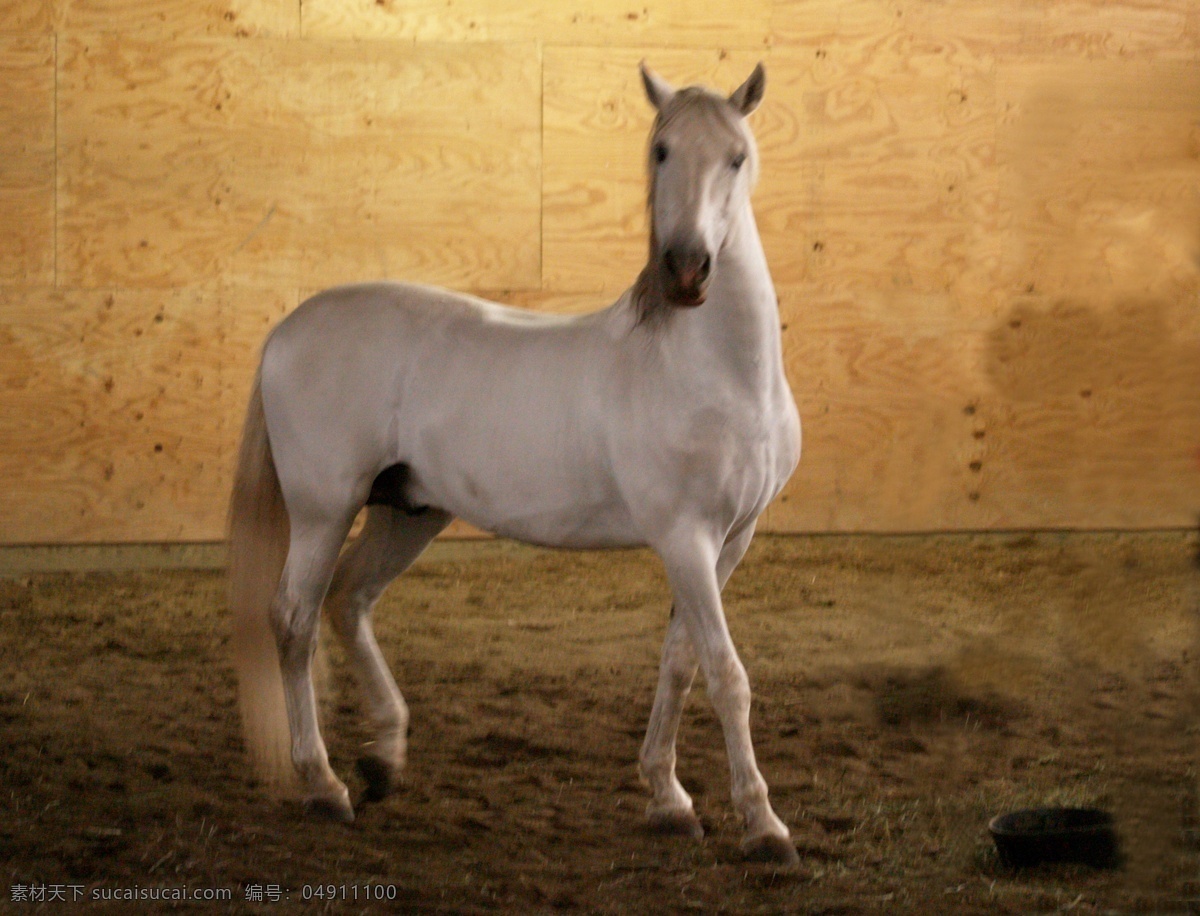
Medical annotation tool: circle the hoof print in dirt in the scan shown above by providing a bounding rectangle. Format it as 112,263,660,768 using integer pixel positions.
647,810,705,840
302,797,355,824
741,835,801,870
356,755,398,804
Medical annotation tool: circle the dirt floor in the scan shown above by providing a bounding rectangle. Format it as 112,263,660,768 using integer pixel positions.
2,532,1198,914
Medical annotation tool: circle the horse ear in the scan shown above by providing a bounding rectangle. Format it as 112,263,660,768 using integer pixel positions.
640,61,675,112
729,63,766,116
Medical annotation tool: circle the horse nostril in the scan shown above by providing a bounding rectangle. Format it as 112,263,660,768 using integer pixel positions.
663,246,710,283
663,248,680,278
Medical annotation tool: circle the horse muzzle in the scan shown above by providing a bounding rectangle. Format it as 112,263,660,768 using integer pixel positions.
662,244,712,307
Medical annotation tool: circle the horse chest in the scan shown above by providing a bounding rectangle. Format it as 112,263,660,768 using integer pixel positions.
653,392,796,505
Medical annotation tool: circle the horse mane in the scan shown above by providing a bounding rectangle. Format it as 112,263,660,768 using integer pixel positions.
631,87,758,327
631,231,666,327
631,111,670,327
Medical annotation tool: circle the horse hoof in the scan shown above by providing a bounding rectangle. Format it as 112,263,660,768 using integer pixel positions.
647,809,705,841
303,796,355,824
356,755,398,804
741,834,800,869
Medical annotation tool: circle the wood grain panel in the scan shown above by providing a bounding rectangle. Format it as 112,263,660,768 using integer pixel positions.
770,0,1195,56
766,41,1200,531
976,299,1200,530
58,37,541,290
769,287,991,532
0,286,294,544
771,0,907,48
997,58,1200,304
303,0,769,48
61,0,296,36
989,0,1196,57
753,35,998,304
0,0,50,31
974,55,1200,528
770,55,1200,531
0,0,296,35
0,36,55,285
770,287,1200,532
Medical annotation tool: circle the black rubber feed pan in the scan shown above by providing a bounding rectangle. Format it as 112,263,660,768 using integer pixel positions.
988,807,1120,869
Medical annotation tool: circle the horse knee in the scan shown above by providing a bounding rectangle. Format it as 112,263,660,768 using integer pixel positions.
662,655,696,694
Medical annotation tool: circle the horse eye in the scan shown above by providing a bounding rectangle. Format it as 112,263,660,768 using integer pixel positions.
653,143,669,165
731,152,747,171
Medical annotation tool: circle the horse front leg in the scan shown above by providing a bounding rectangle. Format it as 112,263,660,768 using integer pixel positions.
639,524,757,839
656,530,798,867
639,604,703,838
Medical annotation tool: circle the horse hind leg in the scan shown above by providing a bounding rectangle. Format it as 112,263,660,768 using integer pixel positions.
272,514,358,822
325,501,452,804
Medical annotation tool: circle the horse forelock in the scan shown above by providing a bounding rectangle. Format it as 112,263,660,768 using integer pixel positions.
633,89,758,327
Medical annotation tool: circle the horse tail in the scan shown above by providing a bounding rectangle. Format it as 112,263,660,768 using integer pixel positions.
228,369,297,793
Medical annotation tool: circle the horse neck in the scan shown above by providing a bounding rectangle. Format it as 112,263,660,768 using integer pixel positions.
665,202,784,392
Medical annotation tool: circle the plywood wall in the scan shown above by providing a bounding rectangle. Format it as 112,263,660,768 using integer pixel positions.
1,1,1198,542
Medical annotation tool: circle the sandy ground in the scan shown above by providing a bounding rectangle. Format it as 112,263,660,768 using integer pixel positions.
1,532,1197,914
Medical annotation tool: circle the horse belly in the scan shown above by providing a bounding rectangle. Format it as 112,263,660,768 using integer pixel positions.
486,500,642,549
415,462,641,548
401,414,642,549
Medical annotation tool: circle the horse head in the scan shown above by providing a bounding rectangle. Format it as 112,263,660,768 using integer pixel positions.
635,62,766,315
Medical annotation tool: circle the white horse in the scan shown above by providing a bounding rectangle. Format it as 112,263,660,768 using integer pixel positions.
230,62,801,867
